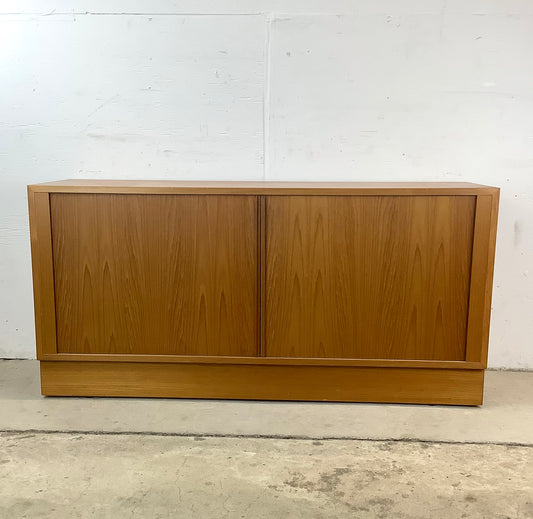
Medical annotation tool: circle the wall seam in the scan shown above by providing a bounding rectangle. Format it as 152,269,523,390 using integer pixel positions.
262,13,272,181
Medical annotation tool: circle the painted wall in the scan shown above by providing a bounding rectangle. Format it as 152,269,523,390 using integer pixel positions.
1,1,532,368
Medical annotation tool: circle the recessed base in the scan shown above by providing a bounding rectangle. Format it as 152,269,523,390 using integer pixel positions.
40,361,484,405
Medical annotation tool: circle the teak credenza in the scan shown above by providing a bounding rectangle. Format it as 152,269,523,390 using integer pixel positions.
28,180,499,405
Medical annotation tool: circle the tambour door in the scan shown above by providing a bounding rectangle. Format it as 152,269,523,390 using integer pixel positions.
265,195,476,360
51,194,258,356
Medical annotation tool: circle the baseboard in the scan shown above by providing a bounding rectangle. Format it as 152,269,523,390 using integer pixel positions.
40,361,484,405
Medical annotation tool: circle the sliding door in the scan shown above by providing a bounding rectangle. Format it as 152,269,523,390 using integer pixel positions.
51,194,259,356
265,195,476,360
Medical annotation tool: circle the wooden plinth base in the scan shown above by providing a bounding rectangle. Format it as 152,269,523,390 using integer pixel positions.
40,361,484,405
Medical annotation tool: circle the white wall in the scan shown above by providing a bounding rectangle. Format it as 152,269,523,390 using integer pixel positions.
1,1,532,368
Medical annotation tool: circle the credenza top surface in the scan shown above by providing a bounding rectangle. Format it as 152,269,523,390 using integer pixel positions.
29,179,499,195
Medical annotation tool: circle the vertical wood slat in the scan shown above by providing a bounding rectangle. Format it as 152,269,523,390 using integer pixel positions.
258,195,267,356
465,192,500,365
28,188,58,357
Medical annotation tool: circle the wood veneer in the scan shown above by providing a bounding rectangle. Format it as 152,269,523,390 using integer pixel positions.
28,180,499,405
265,195,475,360
40,362,484,405
31,180,496,195
50,194,258,356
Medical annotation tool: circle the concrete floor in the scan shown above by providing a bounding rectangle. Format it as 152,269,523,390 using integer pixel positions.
1,433,532,518
1,360,532,518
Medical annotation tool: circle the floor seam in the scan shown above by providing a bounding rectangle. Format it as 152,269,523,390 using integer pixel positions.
1,429,532,447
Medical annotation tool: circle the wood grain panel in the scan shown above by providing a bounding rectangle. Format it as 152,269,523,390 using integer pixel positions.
27,189,58,357
30,180,498,196
51,194,258,356
40,353,483,369
266,196,476,360
466,192,500,365
40,361,484,405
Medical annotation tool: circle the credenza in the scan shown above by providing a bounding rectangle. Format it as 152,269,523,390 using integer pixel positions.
28,180,499,405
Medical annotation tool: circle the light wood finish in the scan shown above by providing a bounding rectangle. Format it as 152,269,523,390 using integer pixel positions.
27,190,57,357
259,195,267,356
466,192,500,365
28,180,499,405
266,195,476,360
40,353,484,369
50,194,258,356
30,179,498,196
40,362,484,405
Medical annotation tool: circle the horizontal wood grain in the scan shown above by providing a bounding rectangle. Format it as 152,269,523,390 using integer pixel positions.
266,195,476,360
40,361,484,405
39,353,483,369
51,193,258,356
30,180,498,196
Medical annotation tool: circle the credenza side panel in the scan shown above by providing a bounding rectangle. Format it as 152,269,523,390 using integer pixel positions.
50,194,259,356
28,189,58,357
265,195,476,360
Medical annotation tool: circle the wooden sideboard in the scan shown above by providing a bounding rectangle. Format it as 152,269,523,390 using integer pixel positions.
28,180,499,405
